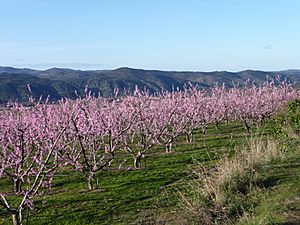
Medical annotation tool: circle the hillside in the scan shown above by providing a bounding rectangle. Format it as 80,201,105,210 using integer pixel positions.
1,66,300,102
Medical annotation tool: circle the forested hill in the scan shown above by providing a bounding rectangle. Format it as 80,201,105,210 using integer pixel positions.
0,66,300,103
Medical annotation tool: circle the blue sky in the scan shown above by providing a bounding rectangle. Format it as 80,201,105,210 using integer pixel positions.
0,0,299,71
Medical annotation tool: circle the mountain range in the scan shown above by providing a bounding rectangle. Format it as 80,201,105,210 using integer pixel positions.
0,66,300,103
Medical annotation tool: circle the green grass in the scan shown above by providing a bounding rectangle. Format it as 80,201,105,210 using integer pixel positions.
236,139,300,225
0,121,297,225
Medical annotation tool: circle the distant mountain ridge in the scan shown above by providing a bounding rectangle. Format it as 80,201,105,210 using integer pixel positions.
0,66,300,103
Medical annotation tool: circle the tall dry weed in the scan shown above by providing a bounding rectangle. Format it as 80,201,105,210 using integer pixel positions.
175,137,284,225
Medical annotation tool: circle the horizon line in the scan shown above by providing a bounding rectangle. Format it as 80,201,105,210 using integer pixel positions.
1,65,300,73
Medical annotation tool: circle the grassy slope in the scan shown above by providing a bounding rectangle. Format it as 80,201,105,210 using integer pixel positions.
0,121,298,225
237,138,300,225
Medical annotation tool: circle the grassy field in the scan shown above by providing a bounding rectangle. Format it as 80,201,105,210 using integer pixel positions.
0,121,299,225
235,137,300,225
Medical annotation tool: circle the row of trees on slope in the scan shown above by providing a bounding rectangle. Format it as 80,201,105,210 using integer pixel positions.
0,80,298,225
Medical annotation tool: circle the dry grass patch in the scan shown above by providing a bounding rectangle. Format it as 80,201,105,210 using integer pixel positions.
175,137,285,225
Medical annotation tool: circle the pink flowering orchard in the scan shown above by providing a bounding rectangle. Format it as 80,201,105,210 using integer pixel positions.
60,95,137,190
120,88,173,168
0,99,74,225
0,80,298,224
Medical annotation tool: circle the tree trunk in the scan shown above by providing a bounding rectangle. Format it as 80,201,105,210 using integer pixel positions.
186,132,193,143
165,142,172,153
87,172,96,191
244,122,251,133
134,153,143,168
256,121,261,129
11,211,20,225
14,178,21,193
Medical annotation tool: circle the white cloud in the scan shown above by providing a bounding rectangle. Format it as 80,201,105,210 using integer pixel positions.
262,44,272,50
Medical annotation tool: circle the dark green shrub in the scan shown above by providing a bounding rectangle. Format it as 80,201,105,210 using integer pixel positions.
287,99,300,130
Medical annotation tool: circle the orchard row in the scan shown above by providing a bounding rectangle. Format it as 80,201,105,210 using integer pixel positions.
0,80,298,224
